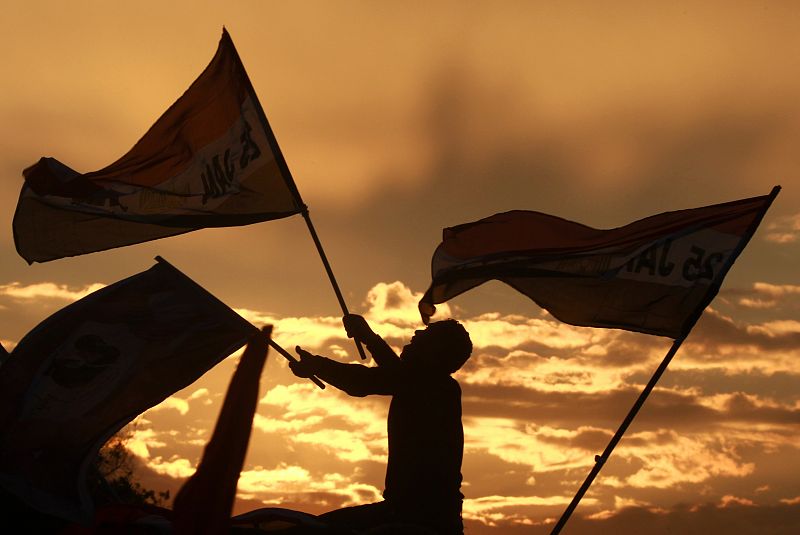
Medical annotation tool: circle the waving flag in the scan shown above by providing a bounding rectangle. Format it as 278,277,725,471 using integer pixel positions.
0,259,254,521
13,29,303,263
420,188,779,338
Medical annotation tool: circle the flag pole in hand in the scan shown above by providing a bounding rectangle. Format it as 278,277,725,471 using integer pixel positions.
226,30,368,361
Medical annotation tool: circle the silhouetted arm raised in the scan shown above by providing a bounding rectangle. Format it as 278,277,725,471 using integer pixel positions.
342,314,400,368
291,347,397,397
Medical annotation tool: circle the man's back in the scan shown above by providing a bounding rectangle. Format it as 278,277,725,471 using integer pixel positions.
385,373,464,521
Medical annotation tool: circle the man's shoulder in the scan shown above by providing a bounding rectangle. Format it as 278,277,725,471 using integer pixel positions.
427,374,461,398
445,375,461,392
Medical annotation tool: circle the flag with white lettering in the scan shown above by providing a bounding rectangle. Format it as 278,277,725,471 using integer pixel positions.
420,188,779,338
0,260,254,521
13,29,303,263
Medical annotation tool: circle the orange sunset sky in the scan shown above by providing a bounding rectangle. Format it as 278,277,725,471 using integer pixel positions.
1,2,799,533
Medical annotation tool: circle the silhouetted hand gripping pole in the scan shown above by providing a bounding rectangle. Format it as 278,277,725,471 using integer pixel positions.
230,35,368,361
299,207,369,361
267,337,326,390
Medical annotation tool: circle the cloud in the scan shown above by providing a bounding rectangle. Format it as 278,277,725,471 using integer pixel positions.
143,389,213,417
236,464,383,507
646,368,800,405
748,320,800,338
687,308,800,353
726,282,800,310
464,313,600,352
719,495,756,508
188,388,209,400
752,283,800,298
146,455,196,479
126,428,167,459
238,475,383,513
604,432,756,489
463,494,593,527
258,384,388,464
253,413,325,434
764,213,800,243
0,282,105,301
293,429,383,463
237,464,314,493
462,418,762,494
234,310,346,352
364,281,451,328
145,396,190,416
462,348,635,394
587,496,659,521
464,418,608,474
538,426,613,453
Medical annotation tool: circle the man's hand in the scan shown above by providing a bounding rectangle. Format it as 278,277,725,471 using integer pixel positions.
289,346,320,378
343,314,375,342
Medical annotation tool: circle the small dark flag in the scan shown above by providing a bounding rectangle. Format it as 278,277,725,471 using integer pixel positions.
420,188,779,338
13,29,303,263
0,261,254,521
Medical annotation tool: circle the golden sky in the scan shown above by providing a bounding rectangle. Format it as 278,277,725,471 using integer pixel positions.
1,1,799,533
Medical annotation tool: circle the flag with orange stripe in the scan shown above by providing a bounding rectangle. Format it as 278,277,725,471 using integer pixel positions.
14,29,302,263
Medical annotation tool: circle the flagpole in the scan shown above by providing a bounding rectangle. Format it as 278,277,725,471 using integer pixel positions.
227,30,368,361
154,256,325,389
550,185,781,534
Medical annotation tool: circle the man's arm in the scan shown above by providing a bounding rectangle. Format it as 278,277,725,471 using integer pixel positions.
342,314,401,368
290,347,396,397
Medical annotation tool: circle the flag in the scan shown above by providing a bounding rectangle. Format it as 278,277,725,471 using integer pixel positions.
172,326,271,535
0,260,254,522
13,29,303,264
420,188,779,338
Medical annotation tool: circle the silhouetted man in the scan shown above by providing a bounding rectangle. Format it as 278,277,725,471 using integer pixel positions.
290,314,472,534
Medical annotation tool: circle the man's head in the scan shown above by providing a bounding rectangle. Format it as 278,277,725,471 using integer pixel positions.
401,319,472,375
